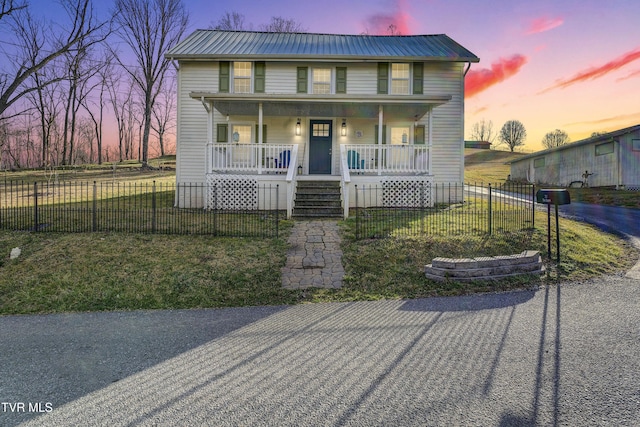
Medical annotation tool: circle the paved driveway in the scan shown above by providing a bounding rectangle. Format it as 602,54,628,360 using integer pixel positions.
2,274,639,426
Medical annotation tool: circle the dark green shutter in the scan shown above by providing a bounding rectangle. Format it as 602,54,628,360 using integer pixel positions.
255,124,267,143
219,61,230,93
254,62,265,93
216,123,228,142
413,62,424,95
297,67,308,93
377,63,389,94
374,125,387,144
336,67,347,94
414,125,425,144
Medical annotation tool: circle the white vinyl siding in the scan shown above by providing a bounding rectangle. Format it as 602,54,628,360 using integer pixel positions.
346,63,377,94
422,62,464,183
175,60,466,187
175,61,215,184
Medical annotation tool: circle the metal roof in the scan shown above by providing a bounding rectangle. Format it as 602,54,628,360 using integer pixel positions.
508,123,640,164
166,30,479,62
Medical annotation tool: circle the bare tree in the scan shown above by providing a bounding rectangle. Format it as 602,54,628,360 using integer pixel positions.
0,0,110,118
591,131,606,138
28,69,63,167
212,11,248,30
0,0,26,21
151,76,176,157
112,0,188,168
469,119,497,144
541,129,570,149
259,16,306,33
498,120,527,152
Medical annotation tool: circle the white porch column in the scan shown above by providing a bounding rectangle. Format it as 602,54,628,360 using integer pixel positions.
378,105,383,176
204,98,213,175
258,102,263,174
428,107,433,175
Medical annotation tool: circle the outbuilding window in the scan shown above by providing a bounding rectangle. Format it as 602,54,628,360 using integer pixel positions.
534,157,545,168
595,141,614,156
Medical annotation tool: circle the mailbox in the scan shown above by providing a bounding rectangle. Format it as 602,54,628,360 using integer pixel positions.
536,189,571,205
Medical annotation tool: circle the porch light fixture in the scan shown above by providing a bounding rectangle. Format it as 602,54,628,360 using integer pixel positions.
295,118,301,136
341,119,347,136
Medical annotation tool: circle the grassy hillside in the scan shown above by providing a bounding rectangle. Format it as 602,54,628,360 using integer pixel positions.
464,148,640,208
464,148,525,183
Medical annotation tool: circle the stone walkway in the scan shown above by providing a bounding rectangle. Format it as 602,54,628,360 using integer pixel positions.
281,220,344,289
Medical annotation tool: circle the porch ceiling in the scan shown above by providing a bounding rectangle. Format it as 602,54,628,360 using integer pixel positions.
190,92,451,120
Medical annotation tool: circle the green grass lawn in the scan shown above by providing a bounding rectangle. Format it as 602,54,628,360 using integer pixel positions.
1,213,635,314
0,152,638,314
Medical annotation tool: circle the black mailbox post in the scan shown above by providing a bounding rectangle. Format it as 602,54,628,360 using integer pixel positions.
536,189,571,262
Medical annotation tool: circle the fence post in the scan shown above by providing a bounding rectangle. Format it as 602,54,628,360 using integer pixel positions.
355,185,359,240
33,182,38,232
93,181,97,232
275,184,279,238
419,182,424,235
213,183,217,236
532,184,536,228
488,183,492,235
152,181,157,233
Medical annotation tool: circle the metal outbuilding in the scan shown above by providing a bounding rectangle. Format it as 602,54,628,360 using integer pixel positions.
509,124,640,189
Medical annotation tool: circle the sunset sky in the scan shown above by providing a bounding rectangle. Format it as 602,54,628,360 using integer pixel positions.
185,0,640,152
20,0,640,154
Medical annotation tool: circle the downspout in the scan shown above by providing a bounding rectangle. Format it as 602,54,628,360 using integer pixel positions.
463,62,472,76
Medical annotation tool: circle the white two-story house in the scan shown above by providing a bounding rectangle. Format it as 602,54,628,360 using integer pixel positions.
165,30,479,217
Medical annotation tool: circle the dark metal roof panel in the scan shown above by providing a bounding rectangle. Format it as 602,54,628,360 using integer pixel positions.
166,30,479,62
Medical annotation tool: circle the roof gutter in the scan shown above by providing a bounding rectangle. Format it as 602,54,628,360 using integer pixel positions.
464,62,472,76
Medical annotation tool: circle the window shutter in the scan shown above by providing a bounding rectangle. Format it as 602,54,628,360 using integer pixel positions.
377,63,389,94
374,125,387,144
414,125,425,144
255,124,267,143
254,62,265,93
219,61,230,93
336,67,347,94
413,62,424,95
216,123,228,142
297,67,308,93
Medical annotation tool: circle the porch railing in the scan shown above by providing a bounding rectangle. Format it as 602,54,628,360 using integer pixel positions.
342,144,430,175
206,143,296,174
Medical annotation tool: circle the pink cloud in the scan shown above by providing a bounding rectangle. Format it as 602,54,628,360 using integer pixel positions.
525,16,564,35
543,47,640,92
364,0,412,35
616,68,640,82
465,55,529,98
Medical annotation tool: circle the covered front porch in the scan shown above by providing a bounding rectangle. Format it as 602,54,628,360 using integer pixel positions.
194,93,449,218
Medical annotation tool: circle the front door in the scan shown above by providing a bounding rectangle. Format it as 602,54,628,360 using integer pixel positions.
309,120,332,174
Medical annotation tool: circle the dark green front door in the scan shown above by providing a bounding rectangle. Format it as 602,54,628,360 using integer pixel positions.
309,120,332,174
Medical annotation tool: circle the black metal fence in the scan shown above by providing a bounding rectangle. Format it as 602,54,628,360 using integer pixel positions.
0,181,281,237
353,182,536,239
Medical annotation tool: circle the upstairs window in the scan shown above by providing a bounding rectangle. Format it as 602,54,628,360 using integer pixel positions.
312,68,331,94
391,63,410,94
233,62,252,93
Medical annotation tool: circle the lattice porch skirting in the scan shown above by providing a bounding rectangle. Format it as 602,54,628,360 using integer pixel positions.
206,174,259,210
381,177,434,208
